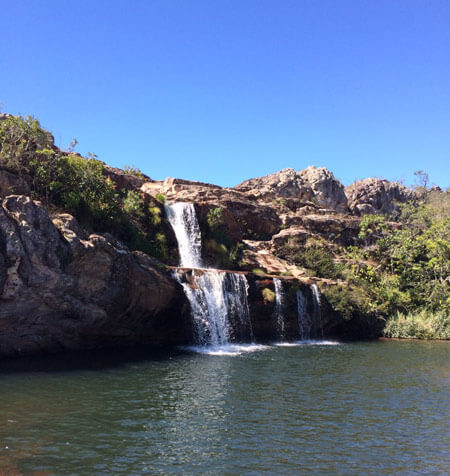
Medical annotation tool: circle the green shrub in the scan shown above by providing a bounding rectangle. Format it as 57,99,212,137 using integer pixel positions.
383,310,450,339
262,287,275,303
206,207,223,230
155,193,166,204
295,239,341,279
252,268,266,276
123,164,144,178
123,190,145,219
148,204,162,225
0,115,54,173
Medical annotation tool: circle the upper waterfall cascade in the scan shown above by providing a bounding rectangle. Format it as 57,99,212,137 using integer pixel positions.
165,202,202,268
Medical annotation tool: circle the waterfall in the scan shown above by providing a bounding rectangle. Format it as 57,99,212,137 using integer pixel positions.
296,289,312,340
165,202,202,268
273,278,286,340
311,283,324,338
174,270,253,346
297,284,324,340
166,202,253,347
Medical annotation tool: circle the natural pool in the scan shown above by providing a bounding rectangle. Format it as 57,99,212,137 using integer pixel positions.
1,340,449,475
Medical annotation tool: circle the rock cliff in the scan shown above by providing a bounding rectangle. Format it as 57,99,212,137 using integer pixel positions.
0,195,191,357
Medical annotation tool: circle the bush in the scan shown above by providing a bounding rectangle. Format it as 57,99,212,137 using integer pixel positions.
262,288,275,303
0,115,54,173
383,310,450,339
206,207,223,230
123,190,145,219
0,114,176,262
123,164,144,178
155,193,166,204
295,239,341,279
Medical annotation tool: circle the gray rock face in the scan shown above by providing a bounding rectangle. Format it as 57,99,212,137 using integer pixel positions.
0,195,191,357
235,166,348,213
298,166,349,213
0,169,31,196
345,178,415,215
235,168,313,202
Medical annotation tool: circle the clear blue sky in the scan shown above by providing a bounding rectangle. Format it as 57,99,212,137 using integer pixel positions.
1,0,449,188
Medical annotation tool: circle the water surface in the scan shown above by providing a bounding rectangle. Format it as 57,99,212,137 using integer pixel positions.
1,340,449,475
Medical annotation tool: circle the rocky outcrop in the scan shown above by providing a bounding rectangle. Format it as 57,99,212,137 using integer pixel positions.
283,213,361,246
235,168,314,205
103,165,151,192
345,178,415,215
298,166,348,213
0,195,191,357
235,166,348,213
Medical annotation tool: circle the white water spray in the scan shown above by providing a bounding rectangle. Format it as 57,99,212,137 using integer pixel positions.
165,202,202,268
273,278,286,340
311,283,324,338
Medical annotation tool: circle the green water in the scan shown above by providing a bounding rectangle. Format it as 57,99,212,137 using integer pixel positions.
0,340,449,475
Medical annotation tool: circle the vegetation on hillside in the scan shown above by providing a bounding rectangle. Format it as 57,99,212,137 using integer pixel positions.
293,183,449,339
0,115,175,261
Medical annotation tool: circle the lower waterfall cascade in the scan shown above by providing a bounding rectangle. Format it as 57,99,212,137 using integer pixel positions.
174,270,253,346
297,285,324,340
311,283,324,339
273,278,286,340
297,289,312,340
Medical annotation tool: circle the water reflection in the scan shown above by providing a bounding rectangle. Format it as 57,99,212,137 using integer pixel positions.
0,341,449,474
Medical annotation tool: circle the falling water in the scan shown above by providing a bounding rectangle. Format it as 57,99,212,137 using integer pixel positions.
296,289,312,340
273,278,286,340
165,202,202,268
166,202,253,347
311,283,324,338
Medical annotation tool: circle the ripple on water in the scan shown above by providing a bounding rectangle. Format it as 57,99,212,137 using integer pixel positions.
180,344,271,356
275,340,341,347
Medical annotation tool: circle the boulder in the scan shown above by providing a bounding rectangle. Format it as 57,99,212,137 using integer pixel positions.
298,166,349,213
283,213,361,246
270,226,313,261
